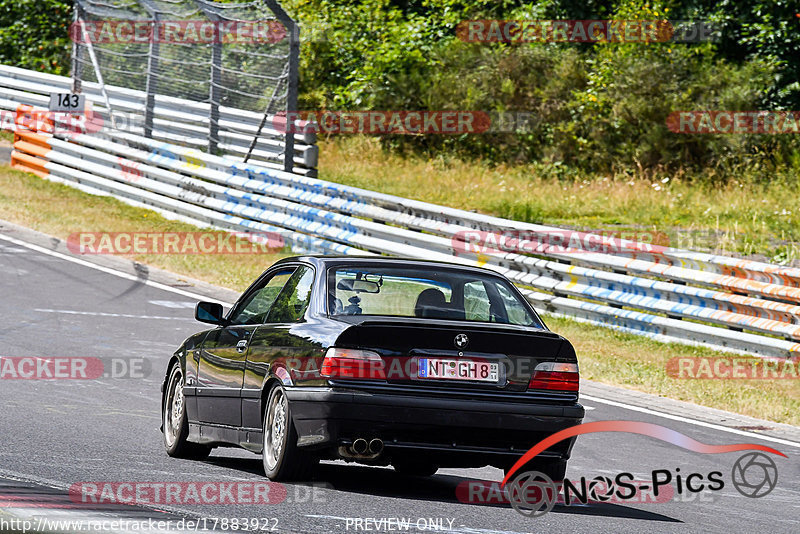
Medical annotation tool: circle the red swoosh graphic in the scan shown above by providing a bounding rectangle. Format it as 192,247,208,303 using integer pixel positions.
501,420,786,486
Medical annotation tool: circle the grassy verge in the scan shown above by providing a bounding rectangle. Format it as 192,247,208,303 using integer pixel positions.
319,137,800,264
548,316,800,426
1,164,797,426
0,165,288,290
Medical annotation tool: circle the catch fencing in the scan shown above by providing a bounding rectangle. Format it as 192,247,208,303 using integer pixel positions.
72,0,308,175
0,64,316,176
2,65,800,360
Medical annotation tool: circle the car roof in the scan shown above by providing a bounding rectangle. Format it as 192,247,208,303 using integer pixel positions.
273,255,508,277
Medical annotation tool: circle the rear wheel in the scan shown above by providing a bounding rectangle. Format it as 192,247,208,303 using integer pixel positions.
393,460,439,477
163,364,212,459
505,459,567,482
262,385,317,481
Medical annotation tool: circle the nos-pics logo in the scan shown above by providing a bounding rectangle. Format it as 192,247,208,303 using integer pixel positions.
503,421,784,518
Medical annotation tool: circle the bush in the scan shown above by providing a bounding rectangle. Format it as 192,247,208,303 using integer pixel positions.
0,0,72,75
284,0,800,177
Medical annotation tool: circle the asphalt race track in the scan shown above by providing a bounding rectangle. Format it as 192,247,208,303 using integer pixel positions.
1,224,798,534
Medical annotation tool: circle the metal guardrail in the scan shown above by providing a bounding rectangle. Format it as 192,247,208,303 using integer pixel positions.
2,66,800,359
0,65,317,176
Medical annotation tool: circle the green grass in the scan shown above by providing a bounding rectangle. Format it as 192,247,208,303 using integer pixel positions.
548,316,800,426
1,163,798,426
318,136,800,264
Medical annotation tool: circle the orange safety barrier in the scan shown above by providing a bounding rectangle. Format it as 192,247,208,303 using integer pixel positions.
10,150,49,178
13,128,52,152
11,105,54,178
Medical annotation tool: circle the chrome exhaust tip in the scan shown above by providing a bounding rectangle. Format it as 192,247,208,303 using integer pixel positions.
368,438,384,455
352,438,368,455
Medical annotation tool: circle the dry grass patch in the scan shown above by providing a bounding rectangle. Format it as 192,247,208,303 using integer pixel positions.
319,136,800,263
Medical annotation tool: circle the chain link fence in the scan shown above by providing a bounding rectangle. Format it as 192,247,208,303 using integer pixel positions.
71,0,302,172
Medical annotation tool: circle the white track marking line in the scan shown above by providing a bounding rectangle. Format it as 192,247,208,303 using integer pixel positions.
34,308,196,321
0,233,233,306
148,300,196,309
581,393,800,449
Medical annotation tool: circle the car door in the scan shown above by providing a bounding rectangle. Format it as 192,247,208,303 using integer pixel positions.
241,265,319,430
196,267,297,426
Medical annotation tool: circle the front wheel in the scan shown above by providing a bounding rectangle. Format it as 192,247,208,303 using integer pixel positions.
262,385,317,481
163,364,211,459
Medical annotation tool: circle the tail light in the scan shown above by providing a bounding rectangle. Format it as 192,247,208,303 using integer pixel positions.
321,348,386,380
528,362,579,392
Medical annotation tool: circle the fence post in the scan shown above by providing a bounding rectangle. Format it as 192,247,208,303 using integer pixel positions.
142,7,160,138
71,4,83,94
261,0,300,173
209,34,222,154
188,0,221,154
284,21,300,173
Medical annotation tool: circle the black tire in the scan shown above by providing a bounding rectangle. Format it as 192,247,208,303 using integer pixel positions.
262,385,317,481
393,460,439,477
163,364,212,460
505,459,567,482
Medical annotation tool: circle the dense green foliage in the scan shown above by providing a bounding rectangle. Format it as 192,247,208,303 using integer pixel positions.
0,0,72,75
1,0,799,176
285,0,800,176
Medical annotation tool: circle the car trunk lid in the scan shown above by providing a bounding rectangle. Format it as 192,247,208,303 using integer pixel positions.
333,318,572,393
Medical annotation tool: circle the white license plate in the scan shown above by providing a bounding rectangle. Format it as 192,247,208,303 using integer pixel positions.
418,358,499,382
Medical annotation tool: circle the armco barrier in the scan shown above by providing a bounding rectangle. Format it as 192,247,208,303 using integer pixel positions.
3,65,800,359
0,65,317,176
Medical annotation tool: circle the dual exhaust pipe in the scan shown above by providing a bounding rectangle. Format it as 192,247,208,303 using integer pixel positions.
350,438,383,456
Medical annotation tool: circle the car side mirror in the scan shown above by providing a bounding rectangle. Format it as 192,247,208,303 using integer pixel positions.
195,301,227,325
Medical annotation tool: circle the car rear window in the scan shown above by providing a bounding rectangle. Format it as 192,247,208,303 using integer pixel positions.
328,265,542,327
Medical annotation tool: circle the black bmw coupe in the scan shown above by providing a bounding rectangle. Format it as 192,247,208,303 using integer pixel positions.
161,256,584,480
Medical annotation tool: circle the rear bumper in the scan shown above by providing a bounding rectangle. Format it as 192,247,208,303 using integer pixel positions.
285,387,584,466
